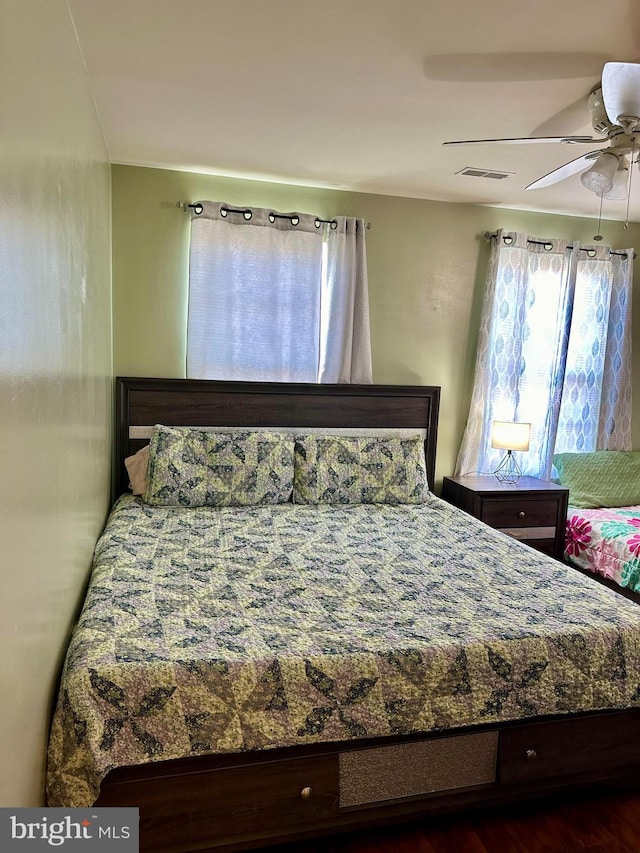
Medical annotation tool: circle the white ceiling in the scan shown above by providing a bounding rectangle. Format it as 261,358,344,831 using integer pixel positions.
68,0,640,221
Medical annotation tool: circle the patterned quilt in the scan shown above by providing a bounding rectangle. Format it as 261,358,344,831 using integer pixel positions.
566,505,640,592
47,495,640,808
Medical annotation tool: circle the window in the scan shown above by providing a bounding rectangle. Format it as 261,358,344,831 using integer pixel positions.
187,202,372,384
456,232,632,479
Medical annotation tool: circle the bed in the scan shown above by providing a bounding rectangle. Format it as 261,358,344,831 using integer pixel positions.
565,507,640,600
47,379,640,853
556,451,640,605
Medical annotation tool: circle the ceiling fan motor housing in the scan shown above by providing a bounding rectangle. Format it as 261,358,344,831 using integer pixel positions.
588,88,612,136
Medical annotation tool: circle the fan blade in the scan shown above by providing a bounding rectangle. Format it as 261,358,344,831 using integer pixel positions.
525,152,600,190
443,136,604,147
602,62,640,124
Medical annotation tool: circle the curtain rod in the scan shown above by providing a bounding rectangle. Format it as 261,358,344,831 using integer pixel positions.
177,201,371,230
484,230,633,259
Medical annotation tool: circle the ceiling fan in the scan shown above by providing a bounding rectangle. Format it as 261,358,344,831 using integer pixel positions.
443,62,640,199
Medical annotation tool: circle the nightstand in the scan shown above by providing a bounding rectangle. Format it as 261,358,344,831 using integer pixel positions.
441,475,569,560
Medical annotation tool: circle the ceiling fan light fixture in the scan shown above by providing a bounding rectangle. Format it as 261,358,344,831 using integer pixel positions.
580,150,620,195
598,156,630,200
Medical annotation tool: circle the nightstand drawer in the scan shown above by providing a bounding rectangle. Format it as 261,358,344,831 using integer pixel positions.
519,537,555,556
481,499,558,529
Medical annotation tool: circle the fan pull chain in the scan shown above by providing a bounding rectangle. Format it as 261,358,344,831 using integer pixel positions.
594,195,604,242
624,141,636,230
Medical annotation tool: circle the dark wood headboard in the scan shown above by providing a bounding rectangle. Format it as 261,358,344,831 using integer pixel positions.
116,378,440,496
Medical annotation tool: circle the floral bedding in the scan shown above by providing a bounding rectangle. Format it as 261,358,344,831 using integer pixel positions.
47,495,640,808
565,505,640,592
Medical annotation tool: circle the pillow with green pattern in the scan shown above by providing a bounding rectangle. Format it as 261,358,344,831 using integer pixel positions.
293,434,429,505
144,426,294,507
553,451,640,509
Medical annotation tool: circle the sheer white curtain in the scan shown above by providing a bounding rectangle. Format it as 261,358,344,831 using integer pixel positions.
187,202,372,383
455,230,633,479
319,217,372,383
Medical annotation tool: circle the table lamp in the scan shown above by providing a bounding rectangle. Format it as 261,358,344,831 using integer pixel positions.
491,421,531,484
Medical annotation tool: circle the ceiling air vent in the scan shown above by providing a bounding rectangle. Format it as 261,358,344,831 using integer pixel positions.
457,167,513,180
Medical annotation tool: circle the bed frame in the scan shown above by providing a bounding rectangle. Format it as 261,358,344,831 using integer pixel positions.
115,377,440,496
100,377,640,853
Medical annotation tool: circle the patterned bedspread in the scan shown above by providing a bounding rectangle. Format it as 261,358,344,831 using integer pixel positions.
566,505,640,592
47,495,640,808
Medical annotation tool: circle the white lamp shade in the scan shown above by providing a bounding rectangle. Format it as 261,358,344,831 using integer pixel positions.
580,151,620,195
598,157,630,200
491,421,531,452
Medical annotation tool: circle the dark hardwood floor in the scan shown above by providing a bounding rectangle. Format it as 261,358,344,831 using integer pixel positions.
265,787,640,852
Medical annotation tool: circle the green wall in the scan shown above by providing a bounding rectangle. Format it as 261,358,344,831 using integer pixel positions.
1,0,112,805
112,164,640,486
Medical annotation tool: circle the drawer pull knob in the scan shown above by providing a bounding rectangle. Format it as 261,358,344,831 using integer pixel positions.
518,511,526,518
526,749,537,761
301,786,313,800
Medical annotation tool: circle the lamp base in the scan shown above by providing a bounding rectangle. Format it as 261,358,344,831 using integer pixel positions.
493,450,522,484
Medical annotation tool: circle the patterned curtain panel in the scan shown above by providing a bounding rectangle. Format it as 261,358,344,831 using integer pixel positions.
455,231,633,480
597,251,633,449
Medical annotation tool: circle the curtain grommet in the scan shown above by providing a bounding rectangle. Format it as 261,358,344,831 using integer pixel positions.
220,206,252,220
503,235,514,245
544,242,553,251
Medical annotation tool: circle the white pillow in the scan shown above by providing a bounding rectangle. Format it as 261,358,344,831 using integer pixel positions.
124,445,149,495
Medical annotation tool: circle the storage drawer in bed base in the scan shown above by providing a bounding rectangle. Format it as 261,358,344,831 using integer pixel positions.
96,708,640,853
